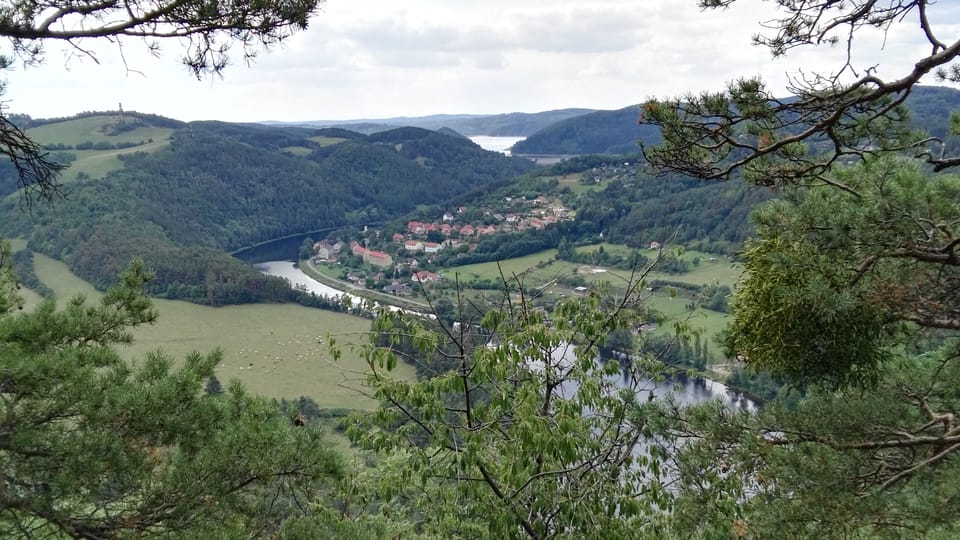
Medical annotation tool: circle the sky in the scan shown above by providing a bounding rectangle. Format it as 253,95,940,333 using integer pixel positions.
3,0,960,123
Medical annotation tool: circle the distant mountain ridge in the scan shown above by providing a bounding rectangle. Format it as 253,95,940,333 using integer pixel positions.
513,85,960,156
265,108,595,136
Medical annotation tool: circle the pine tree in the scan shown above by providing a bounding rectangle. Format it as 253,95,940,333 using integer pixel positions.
0,251,343,537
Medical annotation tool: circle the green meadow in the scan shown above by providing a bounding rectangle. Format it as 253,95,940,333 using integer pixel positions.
308,135,348,147
443,244,738,352
27,115,174,180
27,115,173,147
447,245,739,289
29,253,407,409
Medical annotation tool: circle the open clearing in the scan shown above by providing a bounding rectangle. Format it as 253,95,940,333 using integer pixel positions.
30,254,406,409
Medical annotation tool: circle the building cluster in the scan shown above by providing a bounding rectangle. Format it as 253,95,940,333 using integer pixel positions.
350,242,393,268
308,196,574,297
402,196,572,244
312,240,344,262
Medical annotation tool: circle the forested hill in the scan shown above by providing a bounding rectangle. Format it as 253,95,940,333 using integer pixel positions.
511,105,659,155
2,119,534,304
513,85,960,156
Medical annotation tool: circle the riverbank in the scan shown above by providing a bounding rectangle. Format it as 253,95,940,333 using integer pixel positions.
299,259,435,313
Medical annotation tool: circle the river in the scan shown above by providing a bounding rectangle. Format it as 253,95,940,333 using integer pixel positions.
256,260,756,411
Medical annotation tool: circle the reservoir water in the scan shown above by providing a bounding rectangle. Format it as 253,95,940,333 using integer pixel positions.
469,135,526,155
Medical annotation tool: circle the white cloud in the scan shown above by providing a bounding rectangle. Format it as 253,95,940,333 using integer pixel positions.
2,0,957,122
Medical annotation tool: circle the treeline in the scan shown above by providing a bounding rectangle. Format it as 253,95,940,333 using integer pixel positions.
44,139,153,151
1,121,532,305
574,173,773,254
10,110,186,130
11,249,54,299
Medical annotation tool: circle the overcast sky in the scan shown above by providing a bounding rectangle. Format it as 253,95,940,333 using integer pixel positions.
4,0,959,123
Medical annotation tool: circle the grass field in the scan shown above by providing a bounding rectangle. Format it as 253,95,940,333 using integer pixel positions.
308,136,348,147
65,139,172,180
446,245,738,354
28,116,173,147
446,250,561,282
26,115,174,180
30,254,408,409
555,173,606,196
281,146,314,156
644,294,731,337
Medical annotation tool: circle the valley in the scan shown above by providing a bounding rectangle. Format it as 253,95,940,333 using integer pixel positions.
20,246,405,407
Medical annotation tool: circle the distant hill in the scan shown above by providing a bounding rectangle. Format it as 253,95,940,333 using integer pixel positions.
511,85,960,157
8,111,183,184
266,108,596,136
511,105,659,155
2,117,535,305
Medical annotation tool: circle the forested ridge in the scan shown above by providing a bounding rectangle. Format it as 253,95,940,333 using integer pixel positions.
514,85,960,156
272,108,596,136
0,119,534,304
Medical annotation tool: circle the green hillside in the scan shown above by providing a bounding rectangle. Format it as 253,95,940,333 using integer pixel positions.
513,85,960,156
1,118,535,305
24,112,182,180
512,105,658,155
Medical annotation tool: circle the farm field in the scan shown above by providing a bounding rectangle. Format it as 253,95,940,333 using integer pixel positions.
448,246,739,289
308,135,348,146
555,172,605,196
29,254,402,409
27,115,173,147
66,139,172,179
440,245,738,348
444,249,562,283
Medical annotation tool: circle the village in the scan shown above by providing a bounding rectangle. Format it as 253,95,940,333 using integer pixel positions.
307,194,575,296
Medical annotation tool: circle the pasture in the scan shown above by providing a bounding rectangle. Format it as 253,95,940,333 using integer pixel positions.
442,244,738,351
28,115,173,147
27,115,174,180
555,173,605,196
29,254,405,409
445,250,561,283
308,135,349,147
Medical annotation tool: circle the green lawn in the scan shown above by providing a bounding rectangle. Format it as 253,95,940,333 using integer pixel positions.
281,146,314,156
451,246,740,290
574,244,741,288
644,294,730,338
30,254,408,409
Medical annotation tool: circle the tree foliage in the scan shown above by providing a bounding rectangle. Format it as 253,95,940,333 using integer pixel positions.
634,2,960,536
339,268,681,539
0,252,343,538
642,1,960,187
